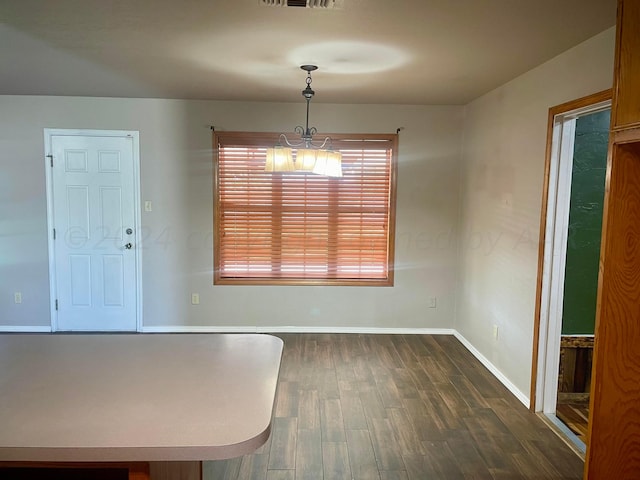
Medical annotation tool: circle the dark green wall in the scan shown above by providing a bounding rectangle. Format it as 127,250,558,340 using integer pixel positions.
561,109,610,335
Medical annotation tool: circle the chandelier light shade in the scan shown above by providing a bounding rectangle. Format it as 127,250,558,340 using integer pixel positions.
265,145,295,172
296,148,320,171
311,149,343,177
266,65,342,177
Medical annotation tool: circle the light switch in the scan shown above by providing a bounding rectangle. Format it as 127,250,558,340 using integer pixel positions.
191,293,200,305
144,201,153,212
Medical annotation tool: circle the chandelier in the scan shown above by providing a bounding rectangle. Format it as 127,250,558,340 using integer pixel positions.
265,65,342,177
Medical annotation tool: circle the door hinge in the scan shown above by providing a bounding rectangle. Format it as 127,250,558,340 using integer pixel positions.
53,228,56,240
55,299,58,310
46,154,53,167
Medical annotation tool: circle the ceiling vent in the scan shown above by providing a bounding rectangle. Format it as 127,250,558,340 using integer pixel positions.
260,0,343,8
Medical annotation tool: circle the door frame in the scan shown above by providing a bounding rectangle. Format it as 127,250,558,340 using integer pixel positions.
530,91,611,415
44,129,143,332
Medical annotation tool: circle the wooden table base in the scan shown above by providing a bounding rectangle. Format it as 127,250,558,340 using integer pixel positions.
0,461,203,480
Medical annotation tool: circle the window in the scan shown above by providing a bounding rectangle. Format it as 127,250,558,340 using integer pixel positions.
213,132,397,286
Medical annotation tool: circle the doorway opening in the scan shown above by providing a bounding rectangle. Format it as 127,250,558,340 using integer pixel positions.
45,129,142,332
531,91,611,454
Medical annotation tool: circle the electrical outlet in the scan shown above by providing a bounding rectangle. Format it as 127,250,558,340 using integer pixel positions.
492,324,499,340
428,296,437,308
14,292,22,304
191,293,200,305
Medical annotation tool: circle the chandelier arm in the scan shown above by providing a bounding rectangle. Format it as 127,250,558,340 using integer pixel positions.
280,132,330,149
316,137,330,149
280,132,304,148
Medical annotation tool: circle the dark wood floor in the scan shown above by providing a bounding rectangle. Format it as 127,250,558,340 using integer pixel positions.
204,334,584,479
556,402,589,444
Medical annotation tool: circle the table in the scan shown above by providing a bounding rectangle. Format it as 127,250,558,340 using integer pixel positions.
0,334,283,479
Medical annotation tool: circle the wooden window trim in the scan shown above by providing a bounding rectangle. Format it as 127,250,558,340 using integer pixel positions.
213,132,398,286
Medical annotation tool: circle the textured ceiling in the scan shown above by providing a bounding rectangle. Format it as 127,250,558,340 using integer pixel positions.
0,0,616,105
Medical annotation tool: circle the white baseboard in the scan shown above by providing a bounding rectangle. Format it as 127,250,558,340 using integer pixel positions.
141,325,259,333
141,325,456,335
0,325,52,333
453,330,530,408
259,326,456,335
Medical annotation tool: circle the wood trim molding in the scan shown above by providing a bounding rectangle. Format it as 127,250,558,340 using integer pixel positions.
529,89,612,411
547,90,612,119
612,125,640,144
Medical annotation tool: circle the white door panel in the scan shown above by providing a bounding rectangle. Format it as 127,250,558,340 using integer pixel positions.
49,133,138,331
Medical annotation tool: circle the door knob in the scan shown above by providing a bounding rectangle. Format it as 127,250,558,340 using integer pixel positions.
124,243,133,249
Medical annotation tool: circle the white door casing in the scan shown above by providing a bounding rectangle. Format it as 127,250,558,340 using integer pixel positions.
540,117,577,414
45,129,141,331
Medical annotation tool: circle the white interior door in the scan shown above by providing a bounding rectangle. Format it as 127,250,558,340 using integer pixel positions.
46,130,140,331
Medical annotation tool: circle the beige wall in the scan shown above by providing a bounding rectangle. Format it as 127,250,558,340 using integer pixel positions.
456,27,615,400
0,97,463,330
0,26,617,406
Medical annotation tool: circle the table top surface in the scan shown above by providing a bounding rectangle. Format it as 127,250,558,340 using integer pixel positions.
0,333,283,462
